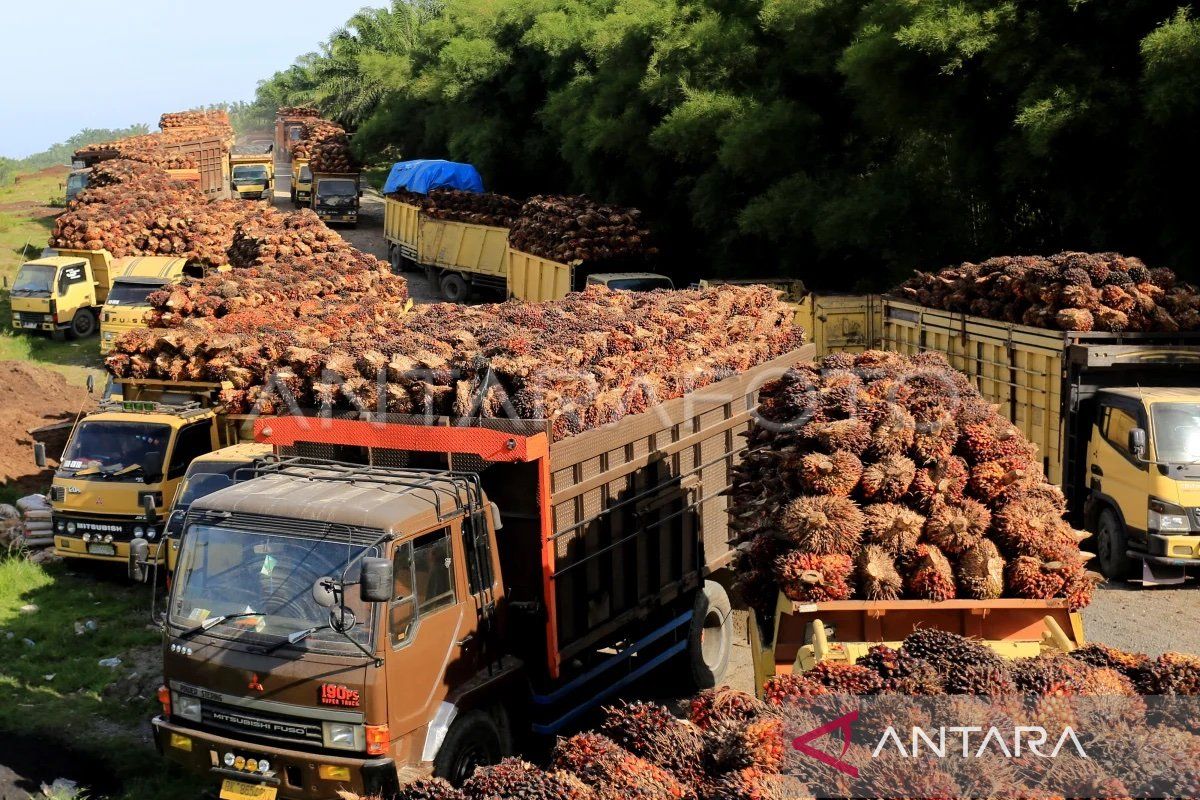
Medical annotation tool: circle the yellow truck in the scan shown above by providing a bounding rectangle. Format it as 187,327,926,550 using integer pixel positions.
881,297,1200,585
99,257,207,354
10,249,158,340
230,148,274,203
290,157,313,207
45,377,252,567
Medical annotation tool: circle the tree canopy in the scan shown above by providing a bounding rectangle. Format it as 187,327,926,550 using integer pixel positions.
246,0,1200,288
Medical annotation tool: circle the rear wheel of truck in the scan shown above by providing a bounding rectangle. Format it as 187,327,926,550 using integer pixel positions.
433,710,503,786
682,580,732,691
440,273,471,303
68,309,96,339
1096,507,1131,580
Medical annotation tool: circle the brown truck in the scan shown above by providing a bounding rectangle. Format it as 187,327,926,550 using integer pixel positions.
138,345,811,799
75,135,231,200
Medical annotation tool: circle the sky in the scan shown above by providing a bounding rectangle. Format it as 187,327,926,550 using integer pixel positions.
0,0,386,159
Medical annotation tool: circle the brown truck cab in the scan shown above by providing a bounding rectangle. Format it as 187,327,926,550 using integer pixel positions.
144,345,809,798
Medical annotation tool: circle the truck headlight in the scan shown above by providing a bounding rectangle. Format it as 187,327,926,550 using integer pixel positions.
56,520,65,532
322,721,360,750
66,522,76,534
103,332,114,341
1149,497,1192,534
134,526,144,536
43,314,54,322
172,692,202,722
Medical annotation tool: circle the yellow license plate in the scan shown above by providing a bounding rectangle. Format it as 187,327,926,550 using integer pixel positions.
220,779,277,800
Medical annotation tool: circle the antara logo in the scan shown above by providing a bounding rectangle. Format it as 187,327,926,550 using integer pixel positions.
247,673,264,692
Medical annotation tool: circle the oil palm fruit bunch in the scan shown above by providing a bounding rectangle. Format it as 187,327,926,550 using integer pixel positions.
804,661,884,694
509,195,655,267
772,551,854,602
703,715,787,774
689,687,768,732
462,758,595,800
861,502,924,559
856,545,903,600
856,644,945,695
923,498,991,555
955,538,1006,600
697,768,807,800
776,496,864,554
761,673,830,707
902,629,1008,677
796,451,862,496
905,543,957,600
551,733,686,800
599,702,707,788
395,778,466,800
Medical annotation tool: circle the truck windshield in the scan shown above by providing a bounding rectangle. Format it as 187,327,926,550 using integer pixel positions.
170,524,375,648
12,264,56,296
598,276,674,291
60,420,170,481
1152,403,1200,464
298,166,312,182
107,280,165,306
66,172,88,195
318,180,357,201
233,165,269,182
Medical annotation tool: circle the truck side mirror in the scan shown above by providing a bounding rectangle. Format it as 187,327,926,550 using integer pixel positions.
360,558,393,603
143,493,158,525
128,538,151,583
33,442,47,469
86,374,95,394
1129,428,1148,461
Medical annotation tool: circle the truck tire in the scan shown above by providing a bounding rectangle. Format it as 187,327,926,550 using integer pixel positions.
388,245,403,274
440,273,471,303
1096,507,1131,580
682,580,732,691
433,710,503,786
68,309,96,339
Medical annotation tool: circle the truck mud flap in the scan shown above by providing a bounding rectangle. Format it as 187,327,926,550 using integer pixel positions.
1131,551,1191,586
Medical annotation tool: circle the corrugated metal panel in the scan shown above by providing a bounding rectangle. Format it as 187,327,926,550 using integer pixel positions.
508,250,573,301
384,199,421,256
418,217,508,275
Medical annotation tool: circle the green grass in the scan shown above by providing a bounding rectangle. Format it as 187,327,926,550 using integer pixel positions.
0,556,206,799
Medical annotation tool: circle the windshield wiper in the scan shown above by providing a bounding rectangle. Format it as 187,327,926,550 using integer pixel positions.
262,624,330,655
179,611,263,639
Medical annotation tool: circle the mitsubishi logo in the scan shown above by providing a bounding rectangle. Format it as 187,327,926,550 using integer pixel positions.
248,673,264,692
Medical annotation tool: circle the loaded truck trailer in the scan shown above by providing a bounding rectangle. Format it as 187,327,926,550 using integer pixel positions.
882,298,1200,584
139,344,812,797
47,377,250,567
10,249,184,340
312,172,360,227
74,135,231,201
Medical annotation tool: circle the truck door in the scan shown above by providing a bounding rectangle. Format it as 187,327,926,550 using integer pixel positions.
58,262,92,310
385,522,481,748
1089,399,1150,542
162,421,219,521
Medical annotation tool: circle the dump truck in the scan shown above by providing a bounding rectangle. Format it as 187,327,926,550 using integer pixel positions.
751,596,1084,697
882,298,1200,585
10,249,165,340
230,147,275,203
99,257,215,354
46,377,253,567
290,158,313,207
138,344,813,797
75,134,231,200
65,165,91,203
312,172,360,226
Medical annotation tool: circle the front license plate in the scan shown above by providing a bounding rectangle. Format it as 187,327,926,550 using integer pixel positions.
220,779,277,800
21,322,38,329
86,543,116,556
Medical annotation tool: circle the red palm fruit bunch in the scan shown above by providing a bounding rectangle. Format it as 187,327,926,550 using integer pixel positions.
865,402,917,456
905,543,957,600
859,453,917,502
911,412,960,463
1145,651,1200,696
689,688,768,732
772,551,854,602
776,495,864,554
907,456,969,511
861,502,925,559
956,538,1006,599
1006,556,1099,610
854,754,961,800
804,661,885,695
992,490,1088,559
923,498,991,555
796,450,863,496
903,629,1009,677
599,701,707,788
698,768,810,800
968,456,1038,504
396,778,466,800
462,758,595,800
800,417,872,456
762,673,829,708
856,545,903,600
856,644,945,695
551,733,687,800
703,715,788,774
958,416,1031,464
1069,643,1156,690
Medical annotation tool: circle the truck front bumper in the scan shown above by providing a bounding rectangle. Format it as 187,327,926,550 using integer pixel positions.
315,211,357,224
1142,533,1200,561
54,535,163,564
152,716,402,800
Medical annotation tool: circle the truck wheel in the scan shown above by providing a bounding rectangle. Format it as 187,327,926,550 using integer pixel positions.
433,710,503,786
682,580,732,691
1096,507,1131,580
440,273,471,303
68,309,96,339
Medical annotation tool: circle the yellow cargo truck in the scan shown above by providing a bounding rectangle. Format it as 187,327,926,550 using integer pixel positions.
290,158,313,207
384,197,509,301
230,149,274,203
47,378,251,567
882,297,1200,584
99,257,208,354
10,249,145,340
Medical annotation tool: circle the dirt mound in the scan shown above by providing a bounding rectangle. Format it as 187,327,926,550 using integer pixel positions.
15,165,69,182
0,362,94,493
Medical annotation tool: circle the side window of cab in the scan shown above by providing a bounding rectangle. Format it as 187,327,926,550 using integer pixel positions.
58,264,87,294
390,527,456,648
1101,404,1144,466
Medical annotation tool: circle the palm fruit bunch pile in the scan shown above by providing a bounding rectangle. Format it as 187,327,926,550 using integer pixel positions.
898,251,1200,332
159,109,231,130
290,118,349,160
308,129,357,173
389,188,522,228
77,113,233,169
508,195,656,267
730,350,1099,611
107,283,802,433
277,105,320,118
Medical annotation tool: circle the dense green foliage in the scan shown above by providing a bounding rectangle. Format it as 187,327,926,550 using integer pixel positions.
254,1,1200,286
0,125,150,187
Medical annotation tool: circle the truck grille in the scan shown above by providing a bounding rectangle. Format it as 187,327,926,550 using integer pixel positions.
16,312,45,324
200,701,324,747
50,486,65,502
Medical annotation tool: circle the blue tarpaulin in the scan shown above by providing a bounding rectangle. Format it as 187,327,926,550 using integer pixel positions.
382,160,485,196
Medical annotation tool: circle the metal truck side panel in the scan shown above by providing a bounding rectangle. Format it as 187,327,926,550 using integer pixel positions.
804,293,881,355
418,217,508,276
507,249,573,302
384,199,421,258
